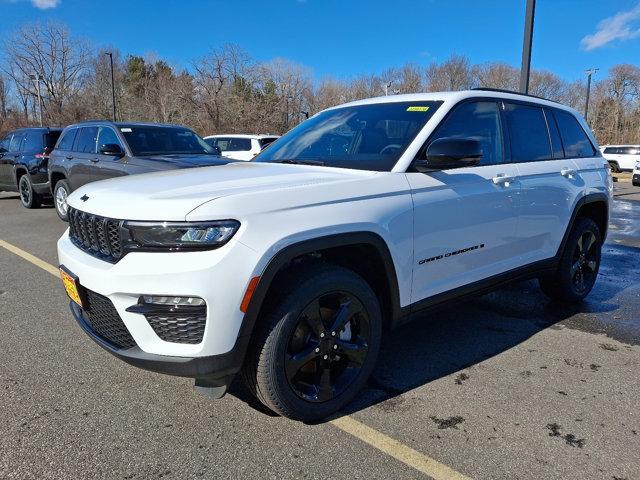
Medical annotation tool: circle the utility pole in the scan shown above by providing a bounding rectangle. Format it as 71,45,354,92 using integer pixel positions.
29,74,43,126
384,81,392,96
584,68,598,123
519,0,536,94
105,52,117,121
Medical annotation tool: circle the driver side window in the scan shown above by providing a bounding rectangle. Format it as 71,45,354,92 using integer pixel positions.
428,101,504,165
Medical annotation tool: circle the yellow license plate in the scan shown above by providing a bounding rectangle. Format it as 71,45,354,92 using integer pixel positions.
60,266,83,308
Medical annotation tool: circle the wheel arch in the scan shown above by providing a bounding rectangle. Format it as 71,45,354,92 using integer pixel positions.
49,170,67,195
557,193,609,257
238,232,402,351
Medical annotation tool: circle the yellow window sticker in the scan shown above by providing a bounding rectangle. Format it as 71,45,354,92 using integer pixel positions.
406,106,430,112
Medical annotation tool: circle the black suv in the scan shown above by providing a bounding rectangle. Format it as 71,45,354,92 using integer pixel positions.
0,127,62,208
48,121,229,221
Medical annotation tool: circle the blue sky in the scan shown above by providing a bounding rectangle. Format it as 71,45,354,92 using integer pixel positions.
1,0,639,82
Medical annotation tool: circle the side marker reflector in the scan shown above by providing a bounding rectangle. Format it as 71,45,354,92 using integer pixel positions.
240,276,261,313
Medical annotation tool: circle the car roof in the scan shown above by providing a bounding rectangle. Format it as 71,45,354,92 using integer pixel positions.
204,134,279,139
327,89,579,115
602,144,640,148
64,120,191,129
8,127,62,133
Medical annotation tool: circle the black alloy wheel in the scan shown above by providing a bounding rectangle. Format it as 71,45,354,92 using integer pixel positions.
285,292,370,403
570,230,598,295
19,175,40,209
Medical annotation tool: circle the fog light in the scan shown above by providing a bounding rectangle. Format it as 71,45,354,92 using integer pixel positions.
141,295,205,306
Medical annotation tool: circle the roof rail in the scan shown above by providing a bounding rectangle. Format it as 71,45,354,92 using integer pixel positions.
471,87,561,104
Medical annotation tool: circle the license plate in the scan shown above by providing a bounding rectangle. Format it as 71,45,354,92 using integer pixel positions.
60,266,84,308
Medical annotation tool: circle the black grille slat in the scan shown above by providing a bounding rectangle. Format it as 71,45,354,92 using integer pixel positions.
83,289,136,349
146,314,206,344
68,207,124,263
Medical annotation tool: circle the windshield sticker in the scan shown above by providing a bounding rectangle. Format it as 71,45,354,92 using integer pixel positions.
120,127,132,132
407,106,430,112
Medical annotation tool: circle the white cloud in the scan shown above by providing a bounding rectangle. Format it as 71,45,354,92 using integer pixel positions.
31,0,60,9
581,3,640,51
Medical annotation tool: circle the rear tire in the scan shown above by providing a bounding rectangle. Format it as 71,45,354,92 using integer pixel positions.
539,217,602,303
53,179,71,221
242,264,382,421
18,174,41,209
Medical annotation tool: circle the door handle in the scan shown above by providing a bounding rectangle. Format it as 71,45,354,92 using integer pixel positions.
560,168,576,178
65,155,74,160
492,173,515,186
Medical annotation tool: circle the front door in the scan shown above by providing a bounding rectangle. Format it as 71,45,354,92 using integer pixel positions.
407,100,521,303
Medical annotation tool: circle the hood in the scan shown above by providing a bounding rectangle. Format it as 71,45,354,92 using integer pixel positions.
67,161,376,220
130,154,233,169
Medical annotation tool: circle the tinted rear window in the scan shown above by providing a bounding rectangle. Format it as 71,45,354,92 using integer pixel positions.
57,129,77,151
554,110,595,158
44,131,62,149
504,103,552,162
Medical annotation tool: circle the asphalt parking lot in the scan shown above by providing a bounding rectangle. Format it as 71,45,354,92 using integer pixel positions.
1,185,639,480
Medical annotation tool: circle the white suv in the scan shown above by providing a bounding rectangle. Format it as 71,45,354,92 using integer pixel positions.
601,145,640,172
58,90,611,421
203,134,279,161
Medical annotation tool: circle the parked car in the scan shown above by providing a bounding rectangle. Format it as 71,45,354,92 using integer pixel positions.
203,134,279,161
600,145,640,172
57,89,610,421
0,127,62,208
49,121,231,221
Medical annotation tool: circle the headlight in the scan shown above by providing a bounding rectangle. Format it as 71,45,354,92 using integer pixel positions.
123,220,240,250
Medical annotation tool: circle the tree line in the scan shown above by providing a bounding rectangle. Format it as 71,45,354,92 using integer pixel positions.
1,21,639,145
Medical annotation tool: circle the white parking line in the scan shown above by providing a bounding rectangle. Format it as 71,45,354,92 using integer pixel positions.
0,237,471,480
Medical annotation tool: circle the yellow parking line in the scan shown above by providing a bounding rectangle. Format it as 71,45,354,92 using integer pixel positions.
331,416,471,480
1,237,470,479
0,239,59,277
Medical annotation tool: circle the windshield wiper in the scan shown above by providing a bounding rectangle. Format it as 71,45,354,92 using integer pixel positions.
274,159,325,166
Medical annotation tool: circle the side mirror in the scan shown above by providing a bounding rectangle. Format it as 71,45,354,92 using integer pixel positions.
99,143,124,157
414,138,482,172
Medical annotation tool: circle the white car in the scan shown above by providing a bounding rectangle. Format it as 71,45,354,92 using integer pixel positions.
203,134,279,161
58,89,610,421
600,145,640,172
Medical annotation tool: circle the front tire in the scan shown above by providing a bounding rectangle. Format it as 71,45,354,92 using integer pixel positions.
243,264,382,421
539,217,602,302
18,174,41,209
53,179,71,221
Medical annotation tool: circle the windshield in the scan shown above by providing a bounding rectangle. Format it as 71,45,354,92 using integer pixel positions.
255,101,442,171
119,126,216,156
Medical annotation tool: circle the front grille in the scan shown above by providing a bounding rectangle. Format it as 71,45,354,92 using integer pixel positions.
68,208,124,262
83,289,137,349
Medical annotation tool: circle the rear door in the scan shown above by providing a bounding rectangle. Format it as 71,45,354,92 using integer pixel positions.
407,100,521,302
0,131,25,187
69,126,99,189
509,103,586,264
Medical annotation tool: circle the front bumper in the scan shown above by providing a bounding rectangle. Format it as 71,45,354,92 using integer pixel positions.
70,301,243,381
58,230,261,359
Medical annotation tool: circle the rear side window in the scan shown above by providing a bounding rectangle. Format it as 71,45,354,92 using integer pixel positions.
554,110,595,158
620,147,640,155
429,101,503,165
75,127,98,153
222,138,252,151
44,131,62,150
57,129,77,151
9,133,23,152
504,103,551,162
21,130,44,152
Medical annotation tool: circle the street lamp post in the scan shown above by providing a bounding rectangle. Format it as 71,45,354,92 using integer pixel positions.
519,0,536,94
584,68,599,124
29,74,43,127
105,52,117,121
